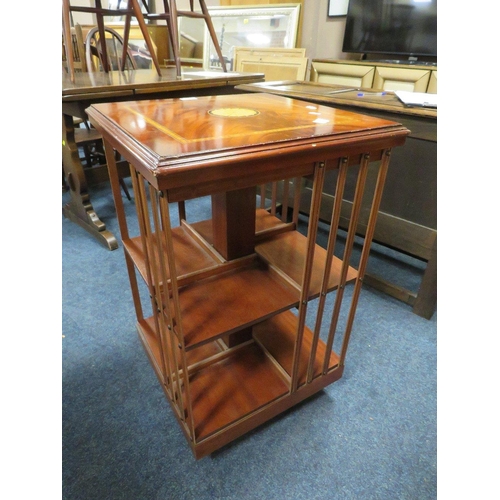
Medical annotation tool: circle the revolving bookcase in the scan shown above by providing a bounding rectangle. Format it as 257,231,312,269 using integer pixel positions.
87,92,408,459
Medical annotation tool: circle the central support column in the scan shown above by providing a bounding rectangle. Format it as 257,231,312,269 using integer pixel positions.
211,186,257,261
212,186,257,347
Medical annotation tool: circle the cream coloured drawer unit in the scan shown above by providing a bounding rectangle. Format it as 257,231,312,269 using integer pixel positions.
372,66,431,92
236,56,308,81
310,61,375,88
234,47,308,81
427,70,437,93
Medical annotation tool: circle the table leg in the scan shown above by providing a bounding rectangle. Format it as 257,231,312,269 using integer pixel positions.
62,113,118,250
412,234,437,319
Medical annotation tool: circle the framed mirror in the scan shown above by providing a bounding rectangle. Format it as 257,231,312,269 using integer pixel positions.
177,4,301,71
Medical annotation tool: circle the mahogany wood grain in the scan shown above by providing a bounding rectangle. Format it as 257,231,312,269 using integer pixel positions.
253,310,340,386
256,231,358,297
87,93,407,198
187,343,289,441
212,187,256,260
123,225,220,285
177,259,300,350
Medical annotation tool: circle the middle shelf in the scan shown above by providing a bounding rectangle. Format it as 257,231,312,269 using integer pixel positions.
124,209,358,351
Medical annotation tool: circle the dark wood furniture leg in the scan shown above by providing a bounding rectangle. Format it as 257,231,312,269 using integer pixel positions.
412,234,437,319
62,112,118,250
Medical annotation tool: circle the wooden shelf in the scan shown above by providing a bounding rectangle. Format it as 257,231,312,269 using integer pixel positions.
137,316,225,383
177,258,300,350
139,309,341,443
189,208,291,244
187,342,289,442
256,230,358,297
123,224,221,286
253,310,340,387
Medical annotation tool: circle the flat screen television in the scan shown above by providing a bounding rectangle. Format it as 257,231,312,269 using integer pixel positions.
342,0,437,59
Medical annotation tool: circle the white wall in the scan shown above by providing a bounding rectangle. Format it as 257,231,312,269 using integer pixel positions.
300,0,349,60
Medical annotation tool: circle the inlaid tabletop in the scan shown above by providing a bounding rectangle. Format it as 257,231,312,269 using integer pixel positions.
88,92,402,159
88,92,409,198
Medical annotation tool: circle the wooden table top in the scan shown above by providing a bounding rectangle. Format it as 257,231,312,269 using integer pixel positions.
62,68,265,102
87,92,409,199
235,80,437,120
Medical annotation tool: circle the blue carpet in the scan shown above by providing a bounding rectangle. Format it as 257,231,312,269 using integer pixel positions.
62,180,436,499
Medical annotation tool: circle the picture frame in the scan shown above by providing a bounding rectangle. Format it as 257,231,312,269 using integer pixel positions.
201,4,302,71
328,0,349,17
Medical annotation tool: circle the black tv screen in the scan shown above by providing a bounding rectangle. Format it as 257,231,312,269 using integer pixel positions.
342,0,437,58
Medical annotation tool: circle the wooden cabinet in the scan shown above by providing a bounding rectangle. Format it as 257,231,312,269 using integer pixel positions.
311,59,437,93
88,93,408,459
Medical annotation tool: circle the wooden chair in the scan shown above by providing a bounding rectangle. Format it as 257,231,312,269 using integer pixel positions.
62,24,87,74
85,26,137,72
62,0,161,81
140,0,227,77
61,24,103,190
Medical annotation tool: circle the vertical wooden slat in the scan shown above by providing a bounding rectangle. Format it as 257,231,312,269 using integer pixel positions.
62,0,75,82
322,154,370,374
177,200,186,223
158,194,196,442
270,182,278,216
260,184,266,209
306,157,348,383
149,185,176,394
281,179,290,222
133,175,171,385
103,142,145,322
339,150,392,365
291,177,302,227
290,162,326,392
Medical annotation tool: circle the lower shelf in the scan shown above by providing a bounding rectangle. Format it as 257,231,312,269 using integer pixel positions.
253,310,340,387
137,309,342,454
187,342,289,442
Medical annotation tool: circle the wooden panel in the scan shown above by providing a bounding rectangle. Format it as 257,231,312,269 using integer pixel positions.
235,47,306,61
372,66,431,92
310,61,375,88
